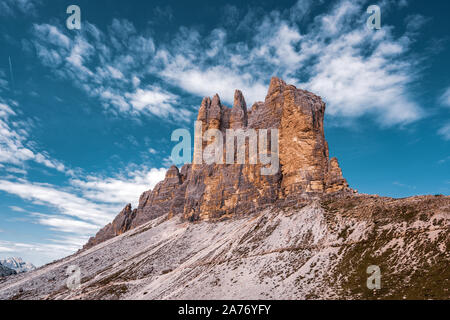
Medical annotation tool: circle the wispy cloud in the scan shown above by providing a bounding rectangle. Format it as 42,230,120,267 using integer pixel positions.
0,70,8,91
0,245,15,253
125,86,190,118
31,21,192,121
0,179,118,226
152,0,424,125
0,96,167,259
29,212,100,235
440,87,450,107
0,103,71,174
438,123,450,140
393,181,416,190
9,206,26,212
28,0,426,127
70,167,167,206
437,156,450,165
436,86,450,141
0,0,41,17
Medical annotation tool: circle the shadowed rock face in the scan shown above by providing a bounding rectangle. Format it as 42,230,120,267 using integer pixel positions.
0,265,16,278
84,77,353,249
84,165,190,249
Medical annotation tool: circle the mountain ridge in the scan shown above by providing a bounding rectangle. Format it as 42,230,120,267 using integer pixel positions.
0,257,35,274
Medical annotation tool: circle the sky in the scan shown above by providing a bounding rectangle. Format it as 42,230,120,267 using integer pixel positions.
0,0,449,266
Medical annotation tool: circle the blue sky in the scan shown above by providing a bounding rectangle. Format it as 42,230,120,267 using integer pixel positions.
0,0,449,266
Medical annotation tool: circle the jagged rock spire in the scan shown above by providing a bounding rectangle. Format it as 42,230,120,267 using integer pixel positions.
84,77,354,249
230,89,248,128
197,97,211,122
166,165,181,180
266,76,286,97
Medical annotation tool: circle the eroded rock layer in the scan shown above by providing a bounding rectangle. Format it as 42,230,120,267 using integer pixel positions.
84,77,353,249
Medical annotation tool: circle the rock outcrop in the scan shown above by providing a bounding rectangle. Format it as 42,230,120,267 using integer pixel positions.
84,77,353,249
84,203,136,249
0,265,16,278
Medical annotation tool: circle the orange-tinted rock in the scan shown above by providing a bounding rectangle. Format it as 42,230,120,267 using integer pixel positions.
326,157,350,193
230,90,248,129
130,165,187,227
84,77,354,249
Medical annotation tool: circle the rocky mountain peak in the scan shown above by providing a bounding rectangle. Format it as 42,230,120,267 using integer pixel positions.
230,89,248,129
0,257,35,273
165,165,181,180
84,77,354,249
266,76,286,97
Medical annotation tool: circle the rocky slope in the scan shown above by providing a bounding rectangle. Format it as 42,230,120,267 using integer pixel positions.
84,77,353,249
0,265,16,278
0,194,448,300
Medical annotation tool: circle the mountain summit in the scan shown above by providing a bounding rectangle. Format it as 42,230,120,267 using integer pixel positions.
0,257,35,273
84,77,354,249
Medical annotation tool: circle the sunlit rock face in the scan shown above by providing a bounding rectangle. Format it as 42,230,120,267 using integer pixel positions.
84,77,354,249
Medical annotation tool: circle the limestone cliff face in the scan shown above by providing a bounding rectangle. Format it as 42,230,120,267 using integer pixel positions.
84,77,353,249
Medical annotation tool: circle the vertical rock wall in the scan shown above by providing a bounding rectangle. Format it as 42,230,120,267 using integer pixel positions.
84,77,352,249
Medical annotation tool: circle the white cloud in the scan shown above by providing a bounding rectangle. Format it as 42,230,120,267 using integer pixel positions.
438,156,450,165
31,22,190,121
440,87,450,107
438,123,450,140
30,213,100,235
154,0,424,125
70,167,167,207
0,179,118,226
107,65,124,80
0,245,15,253
132,76,141,87
29,1,426,126
302,34,422,124
0,0,41,17
34,24,70,49
162,155,175,167
0,70,9,91
0,103,70,173
160,64,267,107
398,0,408,7
9,206,26,212
126,86,191,118
405,14,429,32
